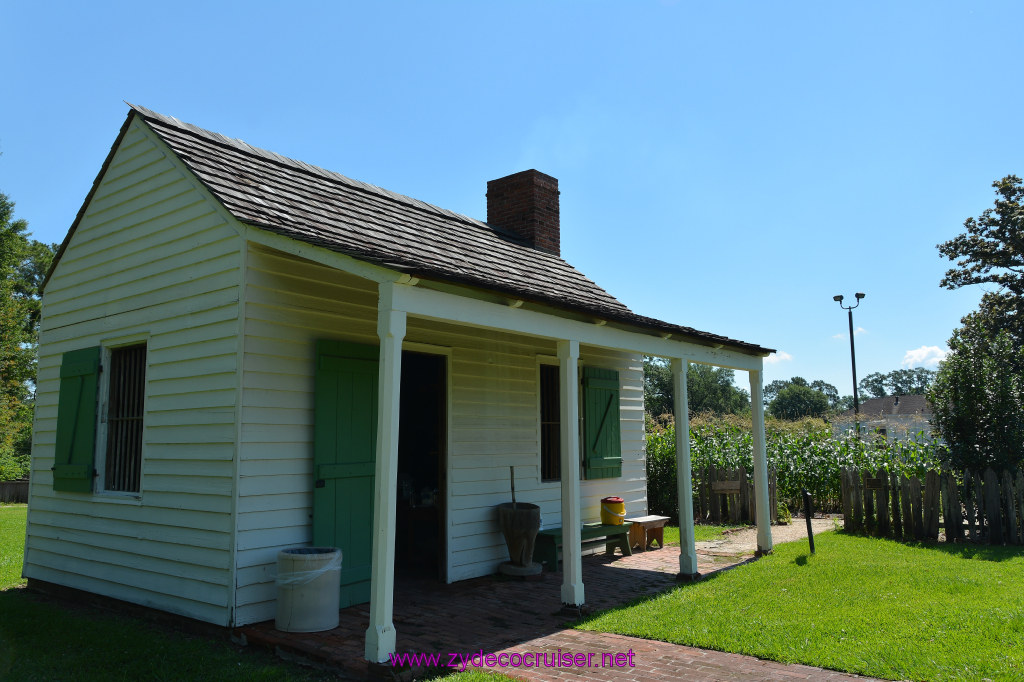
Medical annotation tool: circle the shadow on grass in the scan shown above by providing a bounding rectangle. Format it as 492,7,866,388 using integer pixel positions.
574,562,737,629
907,540,1023,562
0,587,331,681
836,529,1023,562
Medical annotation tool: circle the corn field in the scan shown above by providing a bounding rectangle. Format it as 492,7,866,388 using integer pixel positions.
646,415,945,520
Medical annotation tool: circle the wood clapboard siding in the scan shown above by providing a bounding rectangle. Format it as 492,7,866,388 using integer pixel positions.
234,242,646,621
445,345,645,580
235,244,379,623
25,117,242,626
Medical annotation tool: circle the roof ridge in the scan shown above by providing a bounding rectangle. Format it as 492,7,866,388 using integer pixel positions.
125,103,539,248
117,105,771,354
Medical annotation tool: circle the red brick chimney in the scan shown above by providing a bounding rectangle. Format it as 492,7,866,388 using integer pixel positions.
486,170,560,255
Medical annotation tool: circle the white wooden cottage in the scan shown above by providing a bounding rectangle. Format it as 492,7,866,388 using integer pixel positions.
25,105,775,662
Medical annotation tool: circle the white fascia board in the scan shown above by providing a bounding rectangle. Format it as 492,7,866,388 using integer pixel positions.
390,283,765,372
243,226,405,284
239,228,765,370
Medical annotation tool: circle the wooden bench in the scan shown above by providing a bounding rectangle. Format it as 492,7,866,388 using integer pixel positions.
534,522,632,573
624,515,670,550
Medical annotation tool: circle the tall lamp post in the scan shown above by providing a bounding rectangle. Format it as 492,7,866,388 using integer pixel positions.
833,293,865,429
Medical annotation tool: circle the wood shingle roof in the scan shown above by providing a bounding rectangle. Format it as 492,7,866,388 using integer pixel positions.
50,105,774,356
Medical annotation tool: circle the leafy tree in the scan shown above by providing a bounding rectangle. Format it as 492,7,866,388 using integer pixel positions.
0,191,55,479
858,368,937,398
764,376,842,411
858,372,888,399
937,174,1024,361
897,368,937,394
929,324,1024,470
689,364,750,415
764,377,808,406
643,356,749,418
643,357,673,417
810,379,839,407
768,383,829,420
835,394,855,411
763,379,790,405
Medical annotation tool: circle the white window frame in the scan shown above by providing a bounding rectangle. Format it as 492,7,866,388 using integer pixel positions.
536,355,560,483
94,335,149,499
536,354,587,483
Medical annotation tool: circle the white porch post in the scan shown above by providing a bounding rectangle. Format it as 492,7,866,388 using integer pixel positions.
671,358,699,578
557,339,584,607
365,283,407,662
748,368,774,555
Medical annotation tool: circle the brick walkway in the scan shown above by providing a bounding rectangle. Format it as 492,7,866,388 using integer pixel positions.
489,631,874,681
239,543,875,681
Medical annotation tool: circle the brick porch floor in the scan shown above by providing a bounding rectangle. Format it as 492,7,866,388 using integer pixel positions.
237,546,875,681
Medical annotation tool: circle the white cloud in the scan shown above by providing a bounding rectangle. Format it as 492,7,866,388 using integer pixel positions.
902,346,947,368
832,327,867,340
764,351,793,364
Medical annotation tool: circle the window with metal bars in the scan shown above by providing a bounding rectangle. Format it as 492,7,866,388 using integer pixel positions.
104,344,147,493
539,363,560,481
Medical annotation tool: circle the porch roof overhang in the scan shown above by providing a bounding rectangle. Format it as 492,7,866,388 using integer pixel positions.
245,225,773,372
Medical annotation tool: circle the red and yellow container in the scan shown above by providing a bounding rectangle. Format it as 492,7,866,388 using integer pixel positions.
600,496,626,525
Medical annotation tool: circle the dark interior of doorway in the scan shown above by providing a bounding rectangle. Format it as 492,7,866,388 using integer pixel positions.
396,350,446,580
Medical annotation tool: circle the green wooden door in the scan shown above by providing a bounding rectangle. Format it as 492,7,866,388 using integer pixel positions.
313,340,378,608
583,367,622,479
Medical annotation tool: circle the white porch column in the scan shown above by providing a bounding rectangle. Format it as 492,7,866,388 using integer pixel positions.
748,368,774,555
557,339,584,606
365,283,407,663
671,358,699,578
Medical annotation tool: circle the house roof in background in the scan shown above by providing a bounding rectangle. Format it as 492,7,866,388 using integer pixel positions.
845,394,932,417
46,105,775,356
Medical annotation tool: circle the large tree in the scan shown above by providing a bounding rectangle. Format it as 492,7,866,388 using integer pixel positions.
930,175,1024,469
643,356,749,418
768,383,829,420
858,368,937,398
929,323,1024,470
937,174,1024,355
0,192,55,479
764,375,845,412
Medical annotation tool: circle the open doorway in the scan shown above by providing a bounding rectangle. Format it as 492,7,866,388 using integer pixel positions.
396,350,447,580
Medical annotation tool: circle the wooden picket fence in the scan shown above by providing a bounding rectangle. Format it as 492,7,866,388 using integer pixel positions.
0,479,29,503
841,467,1024,544
694,465,778,525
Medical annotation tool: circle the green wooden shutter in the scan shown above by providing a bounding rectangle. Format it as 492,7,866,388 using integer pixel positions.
53,347,101,493
582,366,622,479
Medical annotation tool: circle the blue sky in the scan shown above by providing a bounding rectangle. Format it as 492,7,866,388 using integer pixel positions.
2,1,1021,396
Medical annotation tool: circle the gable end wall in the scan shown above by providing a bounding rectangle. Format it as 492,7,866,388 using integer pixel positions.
24,117,244,626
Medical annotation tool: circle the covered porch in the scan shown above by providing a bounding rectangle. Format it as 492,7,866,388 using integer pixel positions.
353,270,775,663
239,542,752,678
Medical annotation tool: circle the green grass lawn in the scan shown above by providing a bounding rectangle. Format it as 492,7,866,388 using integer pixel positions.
0,591,343,681
0,504,28,588
0,504,512,682
662,523,745,545
432,672,511,681
0,504,337,681
578,532,1024,681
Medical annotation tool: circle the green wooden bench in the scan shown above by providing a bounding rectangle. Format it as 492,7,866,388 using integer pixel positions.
534,522,632,573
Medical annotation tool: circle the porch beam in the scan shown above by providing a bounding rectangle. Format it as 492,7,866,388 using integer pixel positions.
365,282,407,663
671,358,699,578
557,339,585,606
749,368,774,555
388,282,765,372
244,226,404,284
